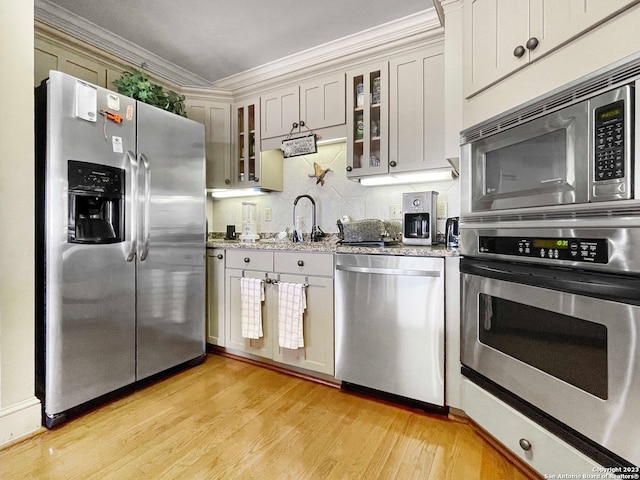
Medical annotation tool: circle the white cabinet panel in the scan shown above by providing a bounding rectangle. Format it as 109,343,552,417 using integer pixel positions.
225,268,273,358
186,99,232,189
389,49,448,173
466,0,530,96
261,87,299,139
463,0,639,97
273,274,334,376
207,249,226,346
300,74,346,131
261,73,346,140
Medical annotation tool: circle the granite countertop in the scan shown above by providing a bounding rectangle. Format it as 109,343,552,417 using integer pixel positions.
206,238,459,257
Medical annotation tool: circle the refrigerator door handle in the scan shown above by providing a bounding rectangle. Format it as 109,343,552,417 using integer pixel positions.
138,153,151,262
126,150,138,262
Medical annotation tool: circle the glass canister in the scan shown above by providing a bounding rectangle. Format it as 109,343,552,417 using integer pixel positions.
372,76,381,104
356,81,364,107
355,112,364,139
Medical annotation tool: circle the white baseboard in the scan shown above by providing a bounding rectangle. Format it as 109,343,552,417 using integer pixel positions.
0,397,42,447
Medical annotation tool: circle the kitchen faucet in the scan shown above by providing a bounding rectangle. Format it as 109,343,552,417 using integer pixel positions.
292,194,324,242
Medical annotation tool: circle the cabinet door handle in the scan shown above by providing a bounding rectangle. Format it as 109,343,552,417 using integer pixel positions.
253,177,259,182
519,438,532,451
297,260,304,267
346,166,353,172
217,254,223,260
513,45,526,58
389,161,397,167
244,257,250,263
525,37,539,51
224,179,230,185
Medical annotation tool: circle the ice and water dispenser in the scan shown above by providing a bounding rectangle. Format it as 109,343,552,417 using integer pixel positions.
68,160,125,243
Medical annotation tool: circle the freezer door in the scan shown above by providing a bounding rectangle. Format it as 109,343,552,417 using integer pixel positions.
41,71,137,417
135,102,206,380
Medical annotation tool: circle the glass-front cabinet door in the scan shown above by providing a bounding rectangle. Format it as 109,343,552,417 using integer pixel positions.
346,63,389,178
234,98,261,188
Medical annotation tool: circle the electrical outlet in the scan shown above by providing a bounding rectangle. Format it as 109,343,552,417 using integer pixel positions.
264,207,272,221
437,201,447,218
389,204,401,219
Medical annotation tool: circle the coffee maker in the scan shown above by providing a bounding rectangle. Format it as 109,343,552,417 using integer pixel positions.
402,191,438,245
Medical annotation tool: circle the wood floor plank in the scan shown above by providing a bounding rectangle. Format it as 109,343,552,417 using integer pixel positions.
1,354,538,479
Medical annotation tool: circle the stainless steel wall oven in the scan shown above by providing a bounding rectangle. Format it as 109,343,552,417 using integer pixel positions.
460,55,640,469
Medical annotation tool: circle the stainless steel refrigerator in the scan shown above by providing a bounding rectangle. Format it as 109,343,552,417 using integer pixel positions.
35,70,206,428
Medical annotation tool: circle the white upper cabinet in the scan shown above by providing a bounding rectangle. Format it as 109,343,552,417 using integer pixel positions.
346,62,389,178
299,75,346,134
185,97,232,189
261,86,299,139
233,98,283,191
389,48,447,174
346,45,446,179
463,0,639,97
260,72,346,140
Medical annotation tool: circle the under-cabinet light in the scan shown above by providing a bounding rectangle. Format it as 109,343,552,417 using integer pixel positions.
359,168,457,186
209,188,267,199
316,137,347,146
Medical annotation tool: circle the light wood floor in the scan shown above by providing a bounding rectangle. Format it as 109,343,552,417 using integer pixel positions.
1,355,535,479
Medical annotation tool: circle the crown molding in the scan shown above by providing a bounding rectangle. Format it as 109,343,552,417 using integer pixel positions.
215,9,443,94
34,0,442,95
34,0,213,88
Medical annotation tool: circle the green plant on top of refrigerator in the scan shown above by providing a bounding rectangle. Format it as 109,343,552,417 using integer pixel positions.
112,68,187,117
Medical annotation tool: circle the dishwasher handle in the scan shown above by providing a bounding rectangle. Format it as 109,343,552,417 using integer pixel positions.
336,264,441,277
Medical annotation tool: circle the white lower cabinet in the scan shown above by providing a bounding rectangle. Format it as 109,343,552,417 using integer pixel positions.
206,248,226,346
224,250,334,376
461,379,604,476
225,250,274,358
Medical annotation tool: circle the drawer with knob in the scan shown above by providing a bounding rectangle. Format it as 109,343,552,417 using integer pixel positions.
461,379,602,474
226,249,274,271
274,252,334,277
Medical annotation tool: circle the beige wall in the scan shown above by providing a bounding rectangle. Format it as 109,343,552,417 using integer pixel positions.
0,0,42,445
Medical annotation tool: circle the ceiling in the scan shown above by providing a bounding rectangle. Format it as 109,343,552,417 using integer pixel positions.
42,0,435,85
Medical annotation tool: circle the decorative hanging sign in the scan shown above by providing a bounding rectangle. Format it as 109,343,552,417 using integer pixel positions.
281,121,317,158
281,134,317,158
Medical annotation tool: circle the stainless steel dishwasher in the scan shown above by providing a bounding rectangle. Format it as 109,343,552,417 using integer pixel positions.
335,254,445,406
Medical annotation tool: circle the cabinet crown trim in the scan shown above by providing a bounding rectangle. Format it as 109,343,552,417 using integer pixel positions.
35,0,442,94
218,9,442,94
35,0,212,88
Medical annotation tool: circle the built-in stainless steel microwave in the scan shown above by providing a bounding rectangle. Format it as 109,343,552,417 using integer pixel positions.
460,80,637,216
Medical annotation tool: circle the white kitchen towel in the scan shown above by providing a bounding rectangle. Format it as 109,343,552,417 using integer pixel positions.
277,282,307,349
240,277,265,339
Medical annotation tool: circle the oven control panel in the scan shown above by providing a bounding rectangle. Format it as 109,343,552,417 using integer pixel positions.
478,236,608,263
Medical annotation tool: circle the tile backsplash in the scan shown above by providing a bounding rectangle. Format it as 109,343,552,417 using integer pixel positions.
208,142,460,237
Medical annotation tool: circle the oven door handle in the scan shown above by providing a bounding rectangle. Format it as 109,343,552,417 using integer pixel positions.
461,258,640,305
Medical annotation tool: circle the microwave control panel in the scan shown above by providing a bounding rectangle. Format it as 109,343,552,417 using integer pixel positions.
478,236,608,264
594,100,625,182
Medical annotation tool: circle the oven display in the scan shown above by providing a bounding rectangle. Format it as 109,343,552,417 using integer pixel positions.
479,236,608,263
532,238,568,250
